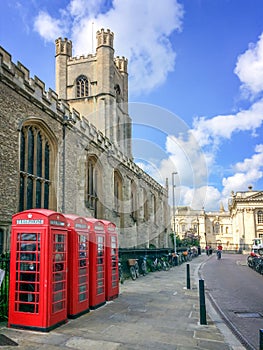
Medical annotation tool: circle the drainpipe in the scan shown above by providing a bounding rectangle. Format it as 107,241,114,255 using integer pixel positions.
62,119,67,213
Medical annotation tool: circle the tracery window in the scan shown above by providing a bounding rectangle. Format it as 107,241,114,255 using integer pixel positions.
19,124,54,211
86,156,102,218
152,194,157,224
131,181,137,222
114,170,123,215
258,210,263,224
143,188,149,221
76,75,89,97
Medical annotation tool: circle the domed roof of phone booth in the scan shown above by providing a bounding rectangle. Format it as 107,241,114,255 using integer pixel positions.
85,217,105,232
99,219,116,232
13,208,59,218
64,213,89,229
12,209,67,227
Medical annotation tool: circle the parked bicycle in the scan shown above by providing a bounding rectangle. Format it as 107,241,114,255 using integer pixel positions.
148,256,162,272
118,261,124,284
160,256,170,271
127,258,139,280
167,252,179,267
138,256,147,276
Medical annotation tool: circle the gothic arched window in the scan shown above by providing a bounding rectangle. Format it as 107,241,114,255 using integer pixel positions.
76,75,89,97
86,156,102,218
114,170,123,215
131,181,137,222
152,194,157,224
258,210,263,224
143,188,149,221
19,123,56,211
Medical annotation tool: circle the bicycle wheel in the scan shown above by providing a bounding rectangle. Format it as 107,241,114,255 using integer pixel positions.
141,260,147,275
119,266,124,284
163,261,170,271
130,266,137,280
157,261,162,271
135,262,140,278
119,272,125,284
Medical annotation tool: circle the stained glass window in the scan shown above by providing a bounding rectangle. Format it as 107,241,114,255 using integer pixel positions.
19,125,51,211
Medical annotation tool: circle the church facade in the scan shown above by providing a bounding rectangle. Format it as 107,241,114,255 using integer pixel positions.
0,28,170,253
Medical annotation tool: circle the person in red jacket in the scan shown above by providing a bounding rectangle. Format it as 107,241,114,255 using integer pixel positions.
217,244,222,259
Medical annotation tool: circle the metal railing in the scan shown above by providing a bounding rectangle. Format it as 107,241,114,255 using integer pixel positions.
0,253,10,321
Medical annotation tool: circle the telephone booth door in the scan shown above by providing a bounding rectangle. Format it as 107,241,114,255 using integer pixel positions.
102,220,119,301
8,209,68,332
87,218,106,309
64,214,89,318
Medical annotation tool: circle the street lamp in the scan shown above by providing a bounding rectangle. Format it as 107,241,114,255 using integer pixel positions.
197,216,200,239
172,172,178,254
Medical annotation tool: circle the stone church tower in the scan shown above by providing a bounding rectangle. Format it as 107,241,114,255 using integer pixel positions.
55,29,132,159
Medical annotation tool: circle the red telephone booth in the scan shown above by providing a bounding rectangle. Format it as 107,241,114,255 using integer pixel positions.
101,220,119,301
8,209,68,331
86,218,106,309
64,214,89,318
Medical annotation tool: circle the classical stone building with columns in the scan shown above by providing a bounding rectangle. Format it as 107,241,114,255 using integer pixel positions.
228,187,263,249
173,187,263,251
0,28,170,253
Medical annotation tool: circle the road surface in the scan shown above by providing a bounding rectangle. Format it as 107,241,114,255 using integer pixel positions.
201,253,263,350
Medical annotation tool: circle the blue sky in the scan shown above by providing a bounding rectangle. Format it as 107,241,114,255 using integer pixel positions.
1,0,263,211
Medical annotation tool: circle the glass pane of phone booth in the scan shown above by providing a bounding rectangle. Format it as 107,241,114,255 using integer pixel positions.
111,236,118,288
52,232,67,313
15,233,40,313
78,234,89,302
97,235,104,295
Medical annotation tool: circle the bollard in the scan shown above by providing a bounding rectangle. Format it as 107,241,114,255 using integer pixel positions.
199,279,207,325
186,263,191,289
260,329,263,350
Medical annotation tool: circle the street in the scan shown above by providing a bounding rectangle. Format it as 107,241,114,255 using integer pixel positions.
201,252,263,350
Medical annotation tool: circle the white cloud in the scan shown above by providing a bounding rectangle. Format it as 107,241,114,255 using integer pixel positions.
234,32,263,97
222,144,263,197
33,11,66,41
180,185,221,211
192,99,263,149
234,144,263,172
165,133,207,188
68,0,96,18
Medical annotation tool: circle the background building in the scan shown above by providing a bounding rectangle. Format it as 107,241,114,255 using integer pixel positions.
228,187,263,250
0,28,170,253
173,187,263,251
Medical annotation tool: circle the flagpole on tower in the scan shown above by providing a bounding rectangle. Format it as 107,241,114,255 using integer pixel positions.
92,22,94,53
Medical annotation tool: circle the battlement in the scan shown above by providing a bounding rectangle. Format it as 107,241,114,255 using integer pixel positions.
55,37,72,57
0,45,75,122
114,56,128,73
68,53,96,65
96,28,114,48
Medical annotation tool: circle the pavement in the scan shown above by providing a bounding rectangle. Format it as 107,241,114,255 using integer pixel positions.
0,253,246,350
